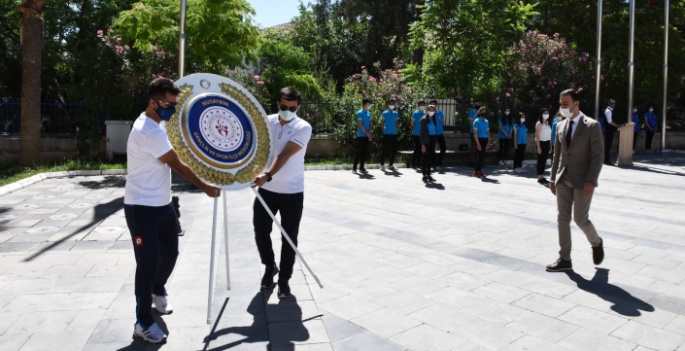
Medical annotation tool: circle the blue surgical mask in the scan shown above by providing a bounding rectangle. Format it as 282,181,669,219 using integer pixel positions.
157,106,176,121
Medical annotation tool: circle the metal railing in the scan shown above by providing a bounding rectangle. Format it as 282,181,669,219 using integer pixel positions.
0,100,94,136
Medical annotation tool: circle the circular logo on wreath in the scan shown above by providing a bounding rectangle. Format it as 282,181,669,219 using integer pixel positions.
200,107,243,152
184,94,256,168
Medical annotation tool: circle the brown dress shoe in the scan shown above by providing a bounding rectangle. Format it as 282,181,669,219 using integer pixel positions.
546,258,573,272
592,238,605,265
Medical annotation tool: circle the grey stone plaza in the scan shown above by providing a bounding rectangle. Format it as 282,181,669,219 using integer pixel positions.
1,155,685,351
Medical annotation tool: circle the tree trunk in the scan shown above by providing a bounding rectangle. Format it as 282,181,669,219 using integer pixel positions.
17,0,45,167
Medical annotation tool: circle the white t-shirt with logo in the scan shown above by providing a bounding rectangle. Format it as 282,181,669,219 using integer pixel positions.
124,113,173,206
261,114,312,194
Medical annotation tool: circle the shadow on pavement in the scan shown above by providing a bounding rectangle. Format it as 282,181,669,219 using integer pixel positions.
202,293,269,351
425,182,445,190
22,196,124,262
77,175,126,189
564,268,655,317
355,172,375,180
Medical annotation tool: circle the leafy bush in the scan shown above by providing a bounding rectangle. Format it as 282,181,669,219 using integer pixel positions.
333,60,421,158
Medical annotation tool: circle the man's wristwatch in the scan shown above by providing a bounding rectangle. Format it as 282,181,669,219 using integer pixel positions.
264,172,272,182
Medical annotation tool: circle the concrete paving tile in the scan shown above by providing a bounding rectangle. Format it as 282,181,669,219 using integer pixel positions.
87,318,137,344
505,312,579,343
351,308,422,338
442,271,491,291
403,262,455,279
271,343,333,351
498,334,574,351
558,327,637,351
424,287,487,309
389,275,449,297
611,320,685,351
320,313,365,343
0,311,23,335
40,265,93,279
318,295,382,320
268,318,330,346
5,310,80,335
472,282,531,304
85,263,135,278
332,330,405,351
390,324,468,351
18,331,91,351
408,303,478,333
361,265,414,283
557,306,628,335
265,299,322,323
0,242,38,253
47,276,127,294
0,279,57,295
339,279,399,300
374,291,434,315
67,309,107,333
513,293,576,318
0,333,31,351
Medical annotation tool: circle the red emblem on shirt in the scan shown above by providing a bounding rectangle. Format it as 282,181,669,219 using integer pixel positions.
135,236,143,247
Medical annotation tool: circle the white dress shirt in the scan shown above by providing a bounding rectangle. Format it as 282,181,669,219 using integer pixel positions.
566,112,583,140
604,107,613,124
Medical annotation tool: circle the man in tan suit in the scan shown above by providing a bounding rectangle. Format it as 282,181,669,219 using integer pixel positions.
547,89,605,272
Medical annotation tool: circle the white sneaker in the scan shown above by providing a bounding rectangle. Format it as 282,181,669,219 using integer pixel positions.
498,160,504,166
516,167,524,173
389,165,396,171
152,294,173,315
380,165,385,171
134,322,167,344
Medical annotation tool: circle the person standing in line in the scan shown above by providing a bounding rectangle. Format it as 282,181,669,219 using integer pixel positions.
411,101,426,169
429,99,447,167
632,107,640,154
551,111,564,154
380,99,399,171
498,108,512,166
512,112,528,173
472,106,491,178
644,105,657,154
252,87,313,299
420,105,438,182
603,99,619,165
468,99,481,167
125,78,222,343
547,88,604,272
535,108,553,184
353,98,372,173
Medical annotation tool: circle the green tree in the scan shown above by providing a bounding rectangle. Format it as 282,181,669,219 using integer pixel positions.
409,0,537,98
17,0,45,166
337,0,424,65
532,0,685,119
113,0,260,75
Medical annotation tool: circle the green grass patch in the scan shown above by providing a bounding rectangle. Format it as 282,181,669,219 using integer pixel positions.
0,159,127,187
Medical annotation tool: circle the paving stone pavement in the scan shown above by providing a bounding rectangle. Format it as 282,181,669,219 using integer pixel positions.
1,154,685,350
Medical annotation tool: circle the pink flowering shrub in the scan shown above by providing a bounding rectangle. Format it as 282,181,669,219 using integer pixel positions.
333,60,418,153
502,32,594,105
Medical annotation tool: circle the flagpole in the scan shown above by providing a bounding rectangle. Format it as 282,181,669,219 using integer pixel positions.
662,0,670,151
179,0,187,78
627,0,635,125
594,0,603,120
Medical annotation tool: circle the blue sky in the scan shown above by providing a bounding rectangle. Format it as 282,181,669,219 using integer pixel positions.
248,0,311,28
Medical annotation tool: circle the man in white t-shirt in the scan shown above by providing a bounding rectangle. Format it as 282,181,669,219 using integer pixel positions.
251,87,312,299
125,78,221,344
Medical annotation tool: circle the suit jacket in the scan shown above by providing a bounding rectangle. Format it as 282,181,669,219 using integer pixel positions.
551,114,604,189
